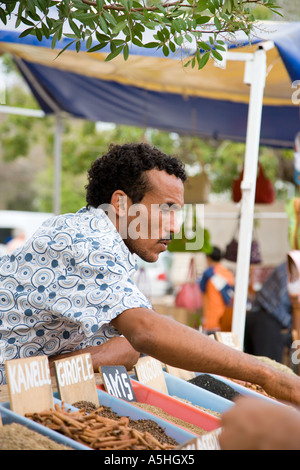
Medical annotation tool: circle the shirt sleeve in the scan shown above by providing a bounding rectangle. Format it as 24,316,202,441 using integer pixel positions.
47,250,152,340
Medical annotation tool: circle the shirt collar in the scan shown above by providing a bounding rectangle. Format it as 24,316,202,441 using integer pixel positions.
81,206,138,274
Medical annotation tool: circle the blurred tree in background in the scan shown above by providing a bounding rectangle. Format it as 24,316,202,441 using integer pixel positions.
0,0,298,213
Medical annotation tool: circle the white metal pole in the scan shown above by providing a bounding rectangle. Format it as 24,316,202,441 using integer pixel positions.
54,113,62,215
231,46,267,347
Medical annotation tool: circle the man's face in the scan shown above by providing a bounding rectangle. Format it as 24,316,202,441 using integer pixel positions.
123,169,184,262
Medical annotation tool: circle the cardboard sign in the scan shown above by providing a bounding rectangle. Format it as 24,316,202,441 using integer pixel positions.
54,353,99,406
215,332,241,350
165,364,196,381
5,356,54,415
99,365,136,402
177,428,221,450
134,356,168,394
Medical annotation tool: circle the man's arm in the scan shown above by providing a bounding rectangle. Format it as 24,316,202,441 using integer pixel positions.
49,336,140,375
111,307,300,405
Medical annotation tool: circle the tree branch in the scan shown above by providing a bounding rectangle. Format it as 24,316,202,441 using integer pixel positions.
80,0,274,10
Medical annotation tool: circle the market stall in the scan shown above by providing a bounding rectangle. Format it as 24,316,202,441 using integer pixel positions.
0,333,293,451
1,20,300,348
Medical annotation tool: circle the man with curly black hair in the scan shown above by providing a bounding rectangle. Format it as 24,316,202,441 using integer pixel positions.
1,142,300,408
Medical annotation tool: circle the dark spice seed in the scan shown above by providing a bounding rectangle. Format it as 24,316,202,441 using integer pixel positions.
188,374,240,402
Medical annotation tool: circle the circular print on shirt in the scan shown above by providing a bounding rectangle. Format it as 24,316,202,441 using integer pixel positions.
0,289,15,311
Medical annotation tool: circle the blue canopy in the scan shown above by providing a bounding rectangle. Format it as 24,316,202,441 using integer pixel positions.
0,21,300,147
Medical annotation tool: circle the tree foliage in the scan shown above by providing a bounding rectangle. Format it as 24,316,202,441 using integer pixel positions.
0,0,281,68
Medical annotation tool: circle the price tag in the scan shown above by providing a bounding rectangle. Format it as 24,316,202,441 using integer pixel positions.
5,356,54,415
54,353,99,406
99,365,136,402
165,364,196,381
177,428,221,450
215,332,241,350
134,356,168,394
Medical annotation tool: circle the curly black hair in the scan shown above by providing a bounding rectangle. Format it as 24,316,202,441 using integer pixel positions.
85,142,187,207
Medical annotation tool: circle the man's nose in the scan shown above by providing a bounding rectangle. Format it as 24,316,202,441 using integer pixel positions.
170,212,180,235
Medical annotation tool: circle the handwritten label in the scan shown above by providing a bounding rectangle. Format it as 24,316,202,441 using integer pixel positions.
177,428,221,450
165,364,196,381
54,353,99,406
99,366,136,402
5,356,53,415
215,332,241,350
134,356,168,394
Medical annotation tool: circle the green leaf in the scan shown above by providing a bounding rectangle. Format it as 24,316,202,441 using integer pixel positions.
112,20,127,35
123,43,129,60
87,42,108,52
86,35,93,50
55,39,76,58
132,37,143,47
96,0,104,10
198,51,210,69
95,31,109,42
20,16,34,26
75,40,81,52
196,0,210,13
184,33,193,43
162,44,169,56
18,27,34,38
156,30,164,42
105,45,124,61
145,21,157,30
215,44,226,51
69,18,81,37
169,41,176,53
211,49,223,61
0,8,7,25
103,11,117,26
144,41,160,48
198,40,211,51
99,15,108,34
184,58,193,68
174,35,183,46
36,28,43,41
172,19,182,33
195,15,211,25
214,16,221,30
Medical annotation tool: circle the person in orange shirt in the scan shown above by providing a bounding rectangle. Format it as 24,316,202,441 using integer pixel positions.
199,246,235,334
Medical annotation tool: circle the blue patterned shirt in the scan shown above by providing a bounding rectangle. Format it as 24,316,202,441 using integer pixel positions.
0,207,152,384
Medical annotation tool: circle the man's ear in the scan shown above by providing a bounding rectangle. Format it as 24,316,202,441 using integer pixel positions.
110,190,128,217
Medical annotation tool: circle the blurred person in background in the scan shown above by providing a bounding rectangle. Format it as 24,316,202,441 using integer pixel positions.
5,228,26,253
199,246,235,334
244,262,292,363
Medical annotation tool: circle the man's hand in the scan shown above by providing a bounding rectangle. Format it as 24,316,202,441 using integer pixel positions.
49,336,140,375
219,397,300,450
261,369,300,405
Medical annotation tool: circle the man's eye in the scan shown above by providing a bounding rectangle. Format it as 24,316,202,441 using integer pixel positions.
159,204,170,212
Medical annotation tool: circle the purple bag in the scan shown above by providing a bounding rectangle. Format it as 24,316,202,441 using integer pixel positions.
225,237,262,264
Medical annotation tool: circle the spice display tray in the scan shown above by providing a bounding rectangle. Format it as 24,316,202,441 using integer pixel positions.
195,373,278,403
98,378,221,432
53,390,198,444
95,389,198,444
0,400,90,450
162,372,233,413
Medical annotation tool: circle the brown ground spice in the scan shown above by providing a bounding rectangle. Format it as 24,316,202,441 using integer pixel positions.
0,423,72,450
132,402,210,436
